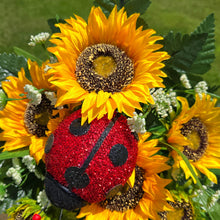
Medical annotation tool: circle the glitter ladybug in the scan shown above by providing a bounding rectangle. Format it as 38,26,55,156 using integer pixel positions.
44,109,138,210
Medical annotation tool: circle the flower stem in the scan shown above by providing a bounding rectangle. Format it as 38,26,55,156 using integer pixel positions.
141,105,152,118
6,97,26,101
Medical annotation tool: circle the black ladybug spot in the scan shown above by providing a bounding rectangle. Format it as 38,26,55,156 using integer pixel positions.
64,167,90,189
109,144,128,167
45,134,54,154
69,118,90,136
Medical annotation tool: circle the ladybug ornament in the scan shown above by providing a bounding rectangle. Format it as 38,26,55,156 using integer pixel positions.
44,110,138,210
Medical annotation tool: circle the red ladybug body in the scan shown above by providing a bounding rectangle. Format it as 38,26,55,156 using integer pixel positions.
45,110,137,208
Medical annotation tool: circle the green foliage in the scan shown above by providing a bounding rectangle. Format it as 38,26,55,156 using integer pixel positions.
163,32,207,74
7,197,50,220
0,53,30,84
14,47,43,66
93,0,116,16
191,14,215,74
161,14,216,89
93,0,150,28
47,17,66,34
0,149,29,161
122,0,151,16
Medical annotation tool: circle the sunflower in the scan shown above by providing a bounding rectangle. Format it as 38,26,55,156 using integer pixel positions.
167,94,220,183
48,6,170,124
77,133,173,220
0,59,69,163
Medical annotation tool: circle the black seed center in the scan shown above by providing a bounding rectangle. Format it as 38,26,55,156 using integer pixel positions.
180,117,208,162
24,94,53,137
159,200,193,220
99,166,144,212
75,43,134,93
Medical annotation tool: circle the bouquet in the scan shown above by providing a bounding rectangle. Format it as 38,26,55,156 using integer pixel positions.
0,0,219,219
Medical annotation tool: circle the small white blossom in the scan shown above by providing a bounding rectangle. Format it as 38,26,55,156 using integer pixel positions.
151,88,177,118
37,190,50,208
45,91,57,105
28,32,50,47
24,84,42,105
44,65,51,73
209,190,220,208
0,182,7,201
195,81,208,98
180,74,192,89
6,166,22,185
22,155,36,172
0,89,7,110
22,155,45,180
127,112,146,134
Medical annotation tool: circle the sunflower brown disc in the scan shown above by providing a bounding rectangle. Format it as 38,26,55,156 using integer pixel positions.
159,200,193,220
181,117,208,161
24,94,53,138
99,166,144,212
75,43,134,93
106,184,123,199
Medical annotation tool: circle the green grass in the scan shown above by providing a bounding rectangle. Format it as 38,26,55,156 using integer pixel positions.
0,0,219,93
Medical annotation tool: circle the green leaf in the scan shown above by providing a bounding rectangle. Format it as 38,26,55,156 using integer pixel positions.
209,169,220,176
14,47,43,66
124,0,151,16
160,141,203,189
190,14,215,74
136,16,148,29
0,149,29,161
47,18,66,33
164,32,207,75
93,0,117,17
0,53,30,83
209,203,220,220
93,0,151,19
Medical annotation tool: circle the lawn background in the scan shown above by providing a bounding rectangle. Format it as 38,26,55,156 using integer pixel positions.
0,0,219,94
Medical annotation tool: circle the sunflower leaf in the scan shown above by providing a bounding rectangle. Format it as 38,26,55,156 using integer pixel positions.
47,17,66,34
93,0,117,16
190,14,215,74
163,32,207,75
208,203,220,220
0,53,30,84
124,0,151,16
14,47,43,66
161,141,203,189
0,149,29,161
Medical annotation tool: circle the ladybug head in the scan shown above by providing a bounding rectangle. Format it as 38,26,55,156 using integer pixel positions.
45,110,138,210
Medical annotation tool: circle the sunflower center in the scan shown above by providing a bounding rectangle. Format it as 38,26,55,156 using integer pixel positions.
93,56,116,78
180,117,208,162
24,94,53,137
166,208,184,220
99,166,144,212
159,200,193,220
75,43,134,93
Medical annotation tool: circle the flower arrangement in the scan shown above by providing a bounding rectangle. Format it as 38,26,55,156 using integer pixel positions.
0,0,220,219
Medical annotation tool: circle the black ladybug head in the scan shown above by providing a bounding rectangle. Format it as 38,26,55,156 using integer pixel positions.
45,173,87,210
